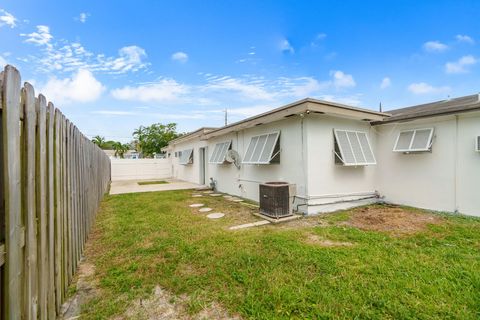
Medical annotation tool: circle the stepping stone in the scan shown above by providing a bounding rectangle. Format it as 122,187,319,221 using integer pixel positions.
229,220,271,230
210,193,222,197
199,207,212,212
202,190,214,194
192,194,203,197
232,199,243,202
189,203,204,208
223,195,233,198
207,212,225,219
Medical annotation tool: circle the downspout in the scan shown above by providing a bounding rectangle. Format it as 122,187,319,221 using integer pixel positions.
300,113,309,212
454,115,459,213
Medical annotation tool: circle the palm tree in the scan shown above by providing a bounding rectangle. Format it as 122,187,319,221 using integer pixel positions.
112,142,130,159
92,135,106,148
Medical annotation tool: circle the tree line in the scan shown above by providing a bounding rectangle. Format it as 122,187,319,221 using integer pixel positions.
92,122,181,158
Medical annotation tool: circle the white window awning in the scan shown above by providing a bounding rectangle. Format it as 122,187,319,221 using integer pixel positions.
209,141,232,164
179,148,193,165
393,128,434,152
334,129,376,166
243,132,280,164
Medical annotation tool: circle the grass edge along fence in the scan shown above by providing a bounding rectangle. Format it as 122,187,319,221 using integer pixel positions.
0,65,111,319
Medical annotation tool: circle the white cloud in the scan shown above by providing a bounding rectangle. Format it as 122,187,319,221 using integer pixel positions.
380,77,391,89
78,12,89,23
202,76,275,100
311,33,327,47
407,82,450,95
111,79,188,103
330,70,356,89
423,40,448,52
0,55,7,67
279,39,294,54
0,9,16,28
40,69,105,104
445,55,477,74
171,51,188,63
21,25,53,47
20,25,148,74
456,34,474,44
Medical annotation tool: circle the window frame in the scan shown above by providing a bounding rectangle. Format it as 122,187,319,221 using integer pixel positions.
179,148,193,165
393,128,434,153
333,129,376,166
242,131,281,165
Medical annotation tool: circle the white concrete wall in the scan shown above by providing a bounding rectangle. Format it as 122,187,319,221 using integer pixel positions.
171,139,208,185
375,111,480,217
304,114,378,213
206,117,306,203
111,159,171,181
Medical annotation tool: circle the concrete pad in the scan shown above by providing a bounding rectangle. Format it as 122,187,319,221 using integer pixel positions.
192,194,203,197
207,213,225,219
110,179,202,195
189,203,204,208
229,220,271,230
199,207,213,212
232,199,243,202
210,193,222,197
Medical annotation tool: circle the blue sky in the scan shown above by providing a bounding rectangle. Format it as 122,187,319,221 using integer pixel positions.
1,1,479,141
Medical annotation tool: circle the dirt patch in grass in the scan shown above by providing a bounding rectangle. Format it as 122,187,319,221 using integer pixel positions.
304,234,354,247
60,260,99,319
343,205,443,235
114,285,242,320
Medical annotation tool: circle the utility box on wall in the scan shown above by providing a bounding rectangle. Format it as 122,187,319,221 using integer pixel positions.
259,182,296,218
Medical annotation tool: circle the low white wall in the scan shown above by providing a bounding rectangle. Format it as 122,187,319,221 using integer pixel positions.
111,159,172,181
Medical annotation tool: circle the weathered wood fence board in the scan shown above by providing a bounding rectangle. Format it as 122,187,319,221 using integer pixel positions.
0,65,111,319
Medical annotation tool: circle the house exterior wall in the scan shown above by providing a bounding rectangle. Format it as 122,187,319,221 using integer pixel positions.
303,114,378,213
168,110,479,217
206,117,306,203
375,111,480,217
171,139,208,185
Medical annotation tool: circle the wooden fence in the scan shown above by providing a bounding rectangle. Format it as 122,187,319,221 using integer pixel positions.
0,65,111,319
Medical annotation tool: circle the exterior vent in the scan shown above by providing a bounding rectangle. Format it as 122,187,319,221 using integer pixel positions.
476,136,480,152
259,182,295,219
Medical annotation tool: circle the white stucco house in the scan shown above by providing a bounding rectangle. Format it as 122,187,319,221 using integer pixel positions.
163,95,480,217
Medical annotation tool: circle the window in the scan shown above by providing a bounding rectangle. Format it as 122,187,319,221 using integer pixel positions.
209,141,232,164
243,132,280,164
179,149,193,165
393,128,434,152
333,129,376,166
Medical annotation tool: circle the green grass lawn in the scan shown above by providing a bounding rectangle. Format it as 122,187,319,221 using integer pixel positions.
81,190,480,319
137,180,169,185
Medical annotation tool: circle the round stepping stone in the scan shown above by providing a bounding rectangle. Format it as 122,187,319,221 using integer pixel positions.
199,207,213,212
207,212,225,219
232,199,243,202
192,194,203,197
210,193,222,197
189,203,204,208
202,190,214,194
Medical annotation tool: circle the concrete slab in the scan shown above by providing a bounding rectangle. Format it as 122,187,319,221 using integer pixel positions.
189,203,204,208
199,207,213,212
229,220,271,230
110,179,202,195
207,213,225,219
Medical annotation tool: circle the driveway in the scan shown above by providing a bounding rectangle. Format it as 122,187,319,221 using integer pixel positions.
109,179,202,195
